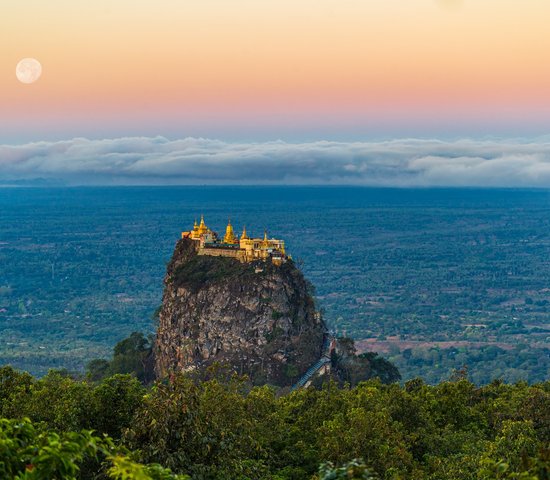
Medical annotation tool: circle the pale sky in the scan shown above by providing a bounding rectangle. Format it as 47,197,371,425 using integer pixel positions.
2,0,550,142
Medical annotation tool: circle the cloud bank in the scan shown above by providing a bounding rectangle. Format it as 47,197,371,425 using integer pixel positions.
1,136,550,187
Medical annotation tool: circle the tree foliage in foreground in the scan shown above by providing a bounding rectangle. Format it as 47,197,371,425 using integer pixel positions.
0,364,549,479
0,417,186,480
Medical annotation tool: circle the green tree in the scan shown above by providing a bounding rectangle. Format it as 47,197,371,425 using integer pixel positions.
124,371,269,478
86,332,155,384
24,370,94,432
0,417,187,480
0,366,34,418
483,420,539,473
91,374,145,440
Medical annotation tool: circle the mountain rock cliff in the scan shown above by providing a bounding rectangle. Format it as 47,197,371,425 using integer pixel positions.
155,238,327,386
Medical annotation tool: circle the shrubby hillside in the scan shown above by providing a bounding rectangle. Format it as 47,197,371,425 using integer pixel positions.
0,362,548,479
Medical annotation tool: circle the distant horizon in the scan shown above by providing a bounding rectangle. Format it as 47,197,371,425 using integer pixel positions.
2,135,550,188
3,183,550,192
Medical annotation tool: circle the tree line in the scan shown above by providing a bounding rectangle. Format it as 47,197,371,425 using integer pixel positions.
1,361,548,479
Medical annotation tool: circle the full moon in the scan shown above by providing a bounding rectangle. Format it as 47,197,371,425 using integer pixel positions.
16,58,42,84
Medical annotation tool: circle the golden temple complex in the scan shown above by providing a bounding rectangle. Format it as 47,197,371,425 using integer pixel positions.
182,215,288,265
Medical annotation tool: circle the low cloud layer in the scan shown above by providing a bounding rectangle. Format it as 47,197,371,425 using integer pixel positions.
1,136,550,186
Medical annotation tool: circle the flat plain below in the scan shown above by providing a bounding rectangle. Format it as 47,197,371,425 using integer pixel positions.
0,186,548,382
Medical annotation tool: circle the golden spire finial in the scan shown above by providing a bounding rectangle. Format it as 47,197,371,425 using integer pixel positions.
241,225,248,240
223,216,237,244
197,214,207,234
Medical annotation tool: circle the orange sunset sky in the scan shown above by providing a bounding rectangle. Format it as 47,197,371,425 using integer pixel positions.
2,0,550,141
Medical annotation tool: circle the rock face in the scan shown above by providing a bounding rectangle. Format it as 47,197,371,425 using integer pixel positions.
155,238,327,386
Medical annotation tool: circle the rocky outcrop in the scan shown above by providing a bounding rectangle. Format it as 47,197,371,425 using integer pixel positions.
155,238,327,386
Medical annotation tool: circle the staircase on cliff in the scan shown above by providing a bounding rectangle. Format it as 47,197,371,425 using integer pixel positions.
291,333,334,391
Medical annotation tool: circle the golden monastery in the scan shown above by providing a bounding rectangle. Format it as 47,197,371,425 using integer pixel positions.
182,215,288,265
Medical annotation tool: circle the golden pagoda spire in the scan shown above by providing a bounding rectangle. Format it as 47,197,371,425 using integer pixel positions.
241,225,249,240
197,214,208,234
187,217,200,239
262,229,269,247
223,217,237,244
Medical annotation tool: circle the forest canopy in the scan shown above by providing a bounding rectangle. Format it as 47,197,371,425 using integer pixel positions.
0,363,548,479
